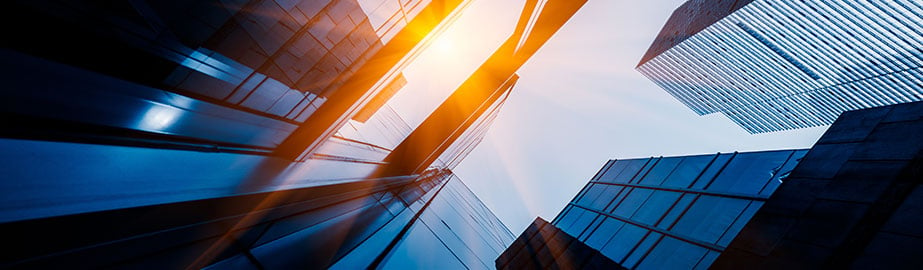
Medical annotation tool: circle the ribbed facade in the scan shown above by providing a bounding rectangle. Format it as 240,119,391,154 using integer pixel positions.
637,0,923,133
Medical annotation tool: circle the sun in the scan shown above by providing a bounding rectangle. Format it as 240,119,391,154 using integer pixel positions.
430,35,457,56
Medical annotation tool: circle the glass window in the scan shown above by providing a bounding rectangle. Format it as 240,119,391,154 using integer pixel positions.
563,210,598,239
638,157,683,186
662,155,714,188
612,188,655,217
635,237,708,270
601,160,648,183
630,190,682,225
584,218,625,250
575,184,602,207
622,232,663,268
604,187,633,213
579,216,605,241
657,194,696,229
670,196,749,244
706,151,792,194
761,150,808,195
378,223,468,270
554,206,580,231
693,251,720,270
600,224,647,263
690,153,733,190
631,159,659,184
717,201,762,247
597,160,629,183
589,185,621,210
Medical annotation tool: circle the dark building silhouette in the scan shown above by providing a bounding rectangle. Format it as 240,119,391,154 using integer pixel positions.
496,218,624,270
637,0,923,133
500,101,923,269
713,101,923,269
0,0,587,268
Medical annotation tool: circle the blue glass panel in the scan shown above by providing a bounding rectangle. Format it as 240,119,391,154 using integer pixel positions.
760,150,808,195
630,159,660,184
717,201,763,247
378,223,468,270
580,216,605,241
590,186,621,210
623,232,663,268
630,190,682,225
584,218,625,250
638,157,683,186
575,183,602,207
600,224,647,262
694,250,720,270
635,237,708,270
657,194,696,229
563,210,599,239
597,161,630,183
604,160,649,183
611,188,654,217
670,196,749,244
707,151,794,194
691,153,734,190
553,205,575,227
662,155,715,188
604,187,633,213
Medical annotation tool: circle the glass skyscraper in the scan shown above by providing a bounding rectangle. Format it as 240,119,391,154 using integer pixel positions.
637,0,923,133
714,100,923,269
0,0,587,268
500,149,808,269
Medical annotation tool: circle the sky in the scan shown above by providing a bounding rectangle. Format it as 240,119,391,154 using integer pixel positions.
396,0,830,234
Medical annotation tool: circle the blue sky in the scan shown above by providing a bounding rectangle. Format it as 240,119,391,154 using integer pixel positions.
399,0,829,233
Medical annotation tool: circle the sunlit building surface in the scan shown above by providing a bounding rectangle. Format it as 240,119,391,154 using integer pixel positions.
0,0,586,268
637,0,923,133
500,149,808,269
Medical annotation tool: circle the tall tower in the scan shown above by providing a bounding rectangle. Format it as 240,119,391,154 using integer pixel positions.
637,0,923,133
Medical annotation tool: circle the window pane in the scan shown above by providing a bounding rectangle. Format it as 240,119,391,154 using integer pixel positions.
584,218,625,250
657,194,696,229
707,151,792,194
638,157,683,186
623,232,663,268
670,196,749,244
612,188,655,217
662,155,714,188
602,160,648,183
635,237,708,270
600,224,647,263
631,190,682,225
691,153,733,190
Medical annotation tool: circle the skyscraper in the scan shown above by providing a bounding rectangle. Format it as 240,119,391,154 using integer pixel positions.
0,0,587,268
499,149,808,269
500,100,923,269
713,100,923,269
637,0,923,133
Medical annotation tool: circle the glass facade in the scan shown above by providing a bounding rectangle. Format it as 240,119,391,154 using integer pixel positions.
637,0,923,133
713,101,923,269
0,0,586,268
198,170,515,270
548,150,807,269
496,218,624,270
0,0,473,223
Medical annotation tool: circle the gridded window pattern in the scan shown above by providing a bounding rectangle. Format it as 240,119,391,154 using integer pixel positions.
167,0,436,122
552,150,807,269
637,0,923,133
